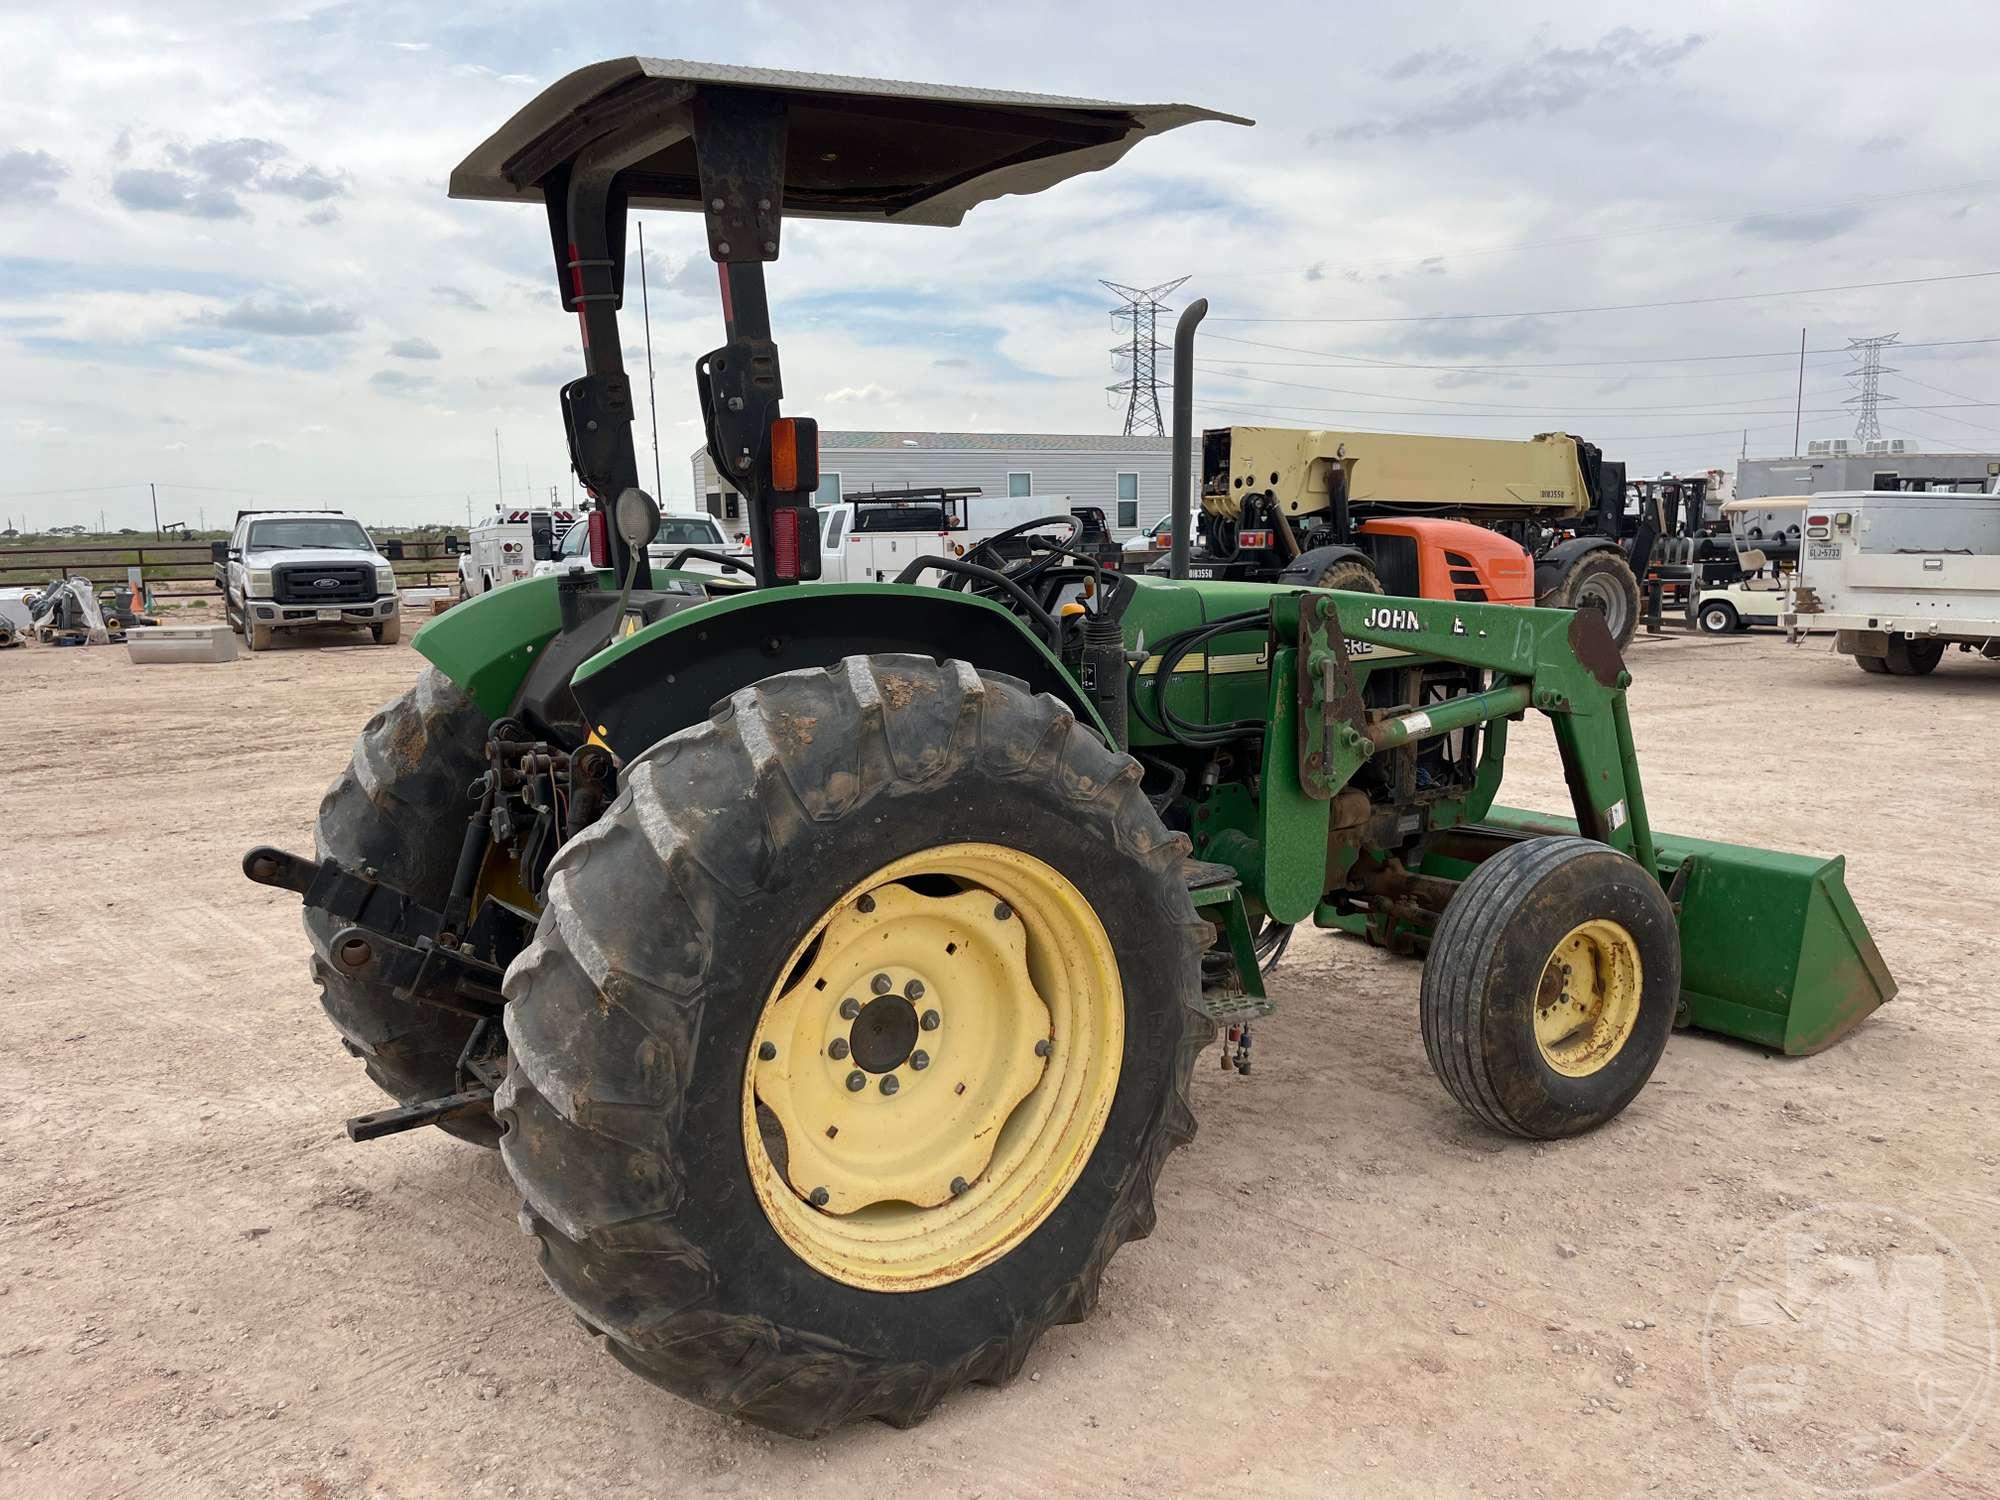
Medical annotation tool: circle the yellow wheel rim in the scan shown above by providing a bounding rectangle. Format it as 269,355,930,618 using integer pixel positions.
742,842,1124,1292
1532,918,1643,1077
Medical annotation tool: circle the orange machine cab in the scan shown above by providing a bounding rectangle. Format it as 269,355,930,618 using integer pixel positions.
1357,517,1535,606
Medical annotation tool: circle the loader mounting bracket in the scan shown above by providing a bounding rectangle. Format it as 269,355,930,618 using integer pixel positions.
1296,592,1364,800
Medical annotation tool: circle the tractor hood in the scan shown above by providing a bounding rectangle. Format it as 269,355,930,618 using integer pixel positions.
449,57,1250,226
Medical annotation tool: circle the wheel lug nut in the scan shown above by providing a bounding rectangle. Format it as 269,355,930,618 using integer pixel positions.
870,973,892,995
880,1074,900,1096
910,1050,930,1071
828,1037,850,1060
758,1041,777,1061
846,1070,866,1092
905,978,925,1000
993,902,1013,921
950,1176,969,1196
1035,1038,1052,1058
839,997,860,1020
809,1185,830,1207
920,1009,940,1031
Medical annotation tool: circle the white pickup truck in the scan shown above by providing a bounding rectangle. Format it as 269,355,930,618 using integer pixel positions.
1784,489,2000,675
536,509,752,579
215,509,401,651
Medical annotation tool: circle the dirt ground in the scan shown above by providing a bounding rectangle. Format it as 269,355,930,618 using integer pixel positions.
2,616,1996,1499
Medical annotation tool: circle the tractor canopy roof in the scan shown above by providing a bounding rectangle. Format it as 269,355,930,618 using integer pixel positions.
450,57,1249,226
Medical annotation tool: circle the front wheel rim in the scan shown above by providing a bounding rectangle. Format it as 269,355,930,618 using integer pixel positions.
742,842,1124,1292
1532,918,1643,1077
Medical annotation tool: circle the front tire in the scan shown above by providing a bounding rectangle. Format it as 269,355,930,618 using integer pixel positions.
1420,836,1678,1140
497,655,1210,1436
246,618,273,651
1698,600,1739,634
372,613,402,645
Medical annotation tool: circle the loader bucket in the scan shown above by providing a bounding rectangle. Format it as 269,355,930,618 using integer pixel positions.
1463,808,1897,1054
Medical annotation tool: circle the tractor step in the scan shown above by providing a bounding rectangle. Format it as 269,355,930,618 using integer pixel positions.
1184,858,1276,1022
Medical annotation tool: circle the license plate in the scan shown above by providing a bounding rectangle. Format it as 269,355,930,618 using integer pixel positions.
1187,567,1215,578
1807,544,1839,561
316,608,343,622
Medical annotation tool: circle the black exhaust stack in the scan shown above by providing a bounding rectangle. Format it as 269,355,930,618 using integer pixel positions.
1169,298,1207,580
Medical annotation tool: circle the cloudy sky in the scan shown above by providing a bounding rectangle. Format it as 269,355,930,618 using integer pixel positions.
4,1,1998,531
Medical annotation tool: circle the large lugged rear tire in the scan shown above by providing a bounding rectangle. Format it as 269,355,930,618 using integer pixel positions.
308,667,499,1146
1420,836,1678,1140
497,655,1211,1436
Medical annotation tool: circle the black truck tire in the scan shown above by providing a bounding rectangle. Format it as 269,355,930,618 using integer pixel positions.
1855,653,1890,674
1420,836,1678,1140
1884,636,1945,676
497,654,1211,1436
308,667,499,1146
1279,546,1383,594
1545,551,1641,650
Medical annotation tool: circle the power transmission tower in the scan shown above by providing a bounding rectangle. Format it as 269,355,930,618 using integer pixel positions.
1102,276,1188,436
1844,334,1899,442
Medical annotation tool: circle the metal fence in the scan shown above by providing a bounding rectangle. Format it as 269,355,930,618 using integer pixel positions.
0,541,461,600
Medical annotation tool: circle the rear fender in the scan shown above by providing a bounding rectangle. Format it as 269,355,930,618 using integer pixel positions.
567,583,1104,761
412,573,586,719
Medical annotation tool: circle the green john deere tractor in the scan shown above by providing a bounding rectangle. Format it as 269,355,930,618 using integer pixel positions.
245,58,1895,1437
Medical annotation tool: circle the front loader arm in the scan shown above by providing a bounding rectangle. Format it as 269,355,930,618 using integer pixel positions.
1285,588,1653,866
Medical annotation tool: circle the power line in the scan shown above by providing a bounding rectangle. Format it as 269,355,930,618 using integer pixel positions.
1195,329,2000,374
1193,391,2000,422
1199,363,1852,414
1195,397,1794,450
1204,269,2000,325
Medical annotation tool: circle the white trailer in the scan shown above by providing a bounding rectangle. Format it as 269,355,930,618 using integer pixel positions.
1783,489,2000,675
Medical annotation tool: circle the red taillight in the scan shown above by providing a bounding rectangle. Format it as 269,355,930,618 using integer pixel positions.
1104,557,1120,571
1807,514,1829,526
1237,530,1274,549
587,509,609,568
771,507,801,579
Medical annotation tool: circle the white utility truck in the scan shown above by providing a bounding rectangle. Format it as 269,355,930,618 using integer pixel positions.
460,507,579,595
1784,489,2000,675
816,489,1077,584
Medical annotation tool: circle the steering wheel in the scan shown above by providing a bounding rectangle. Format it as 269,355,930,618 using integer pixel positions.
953,514,1082,592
